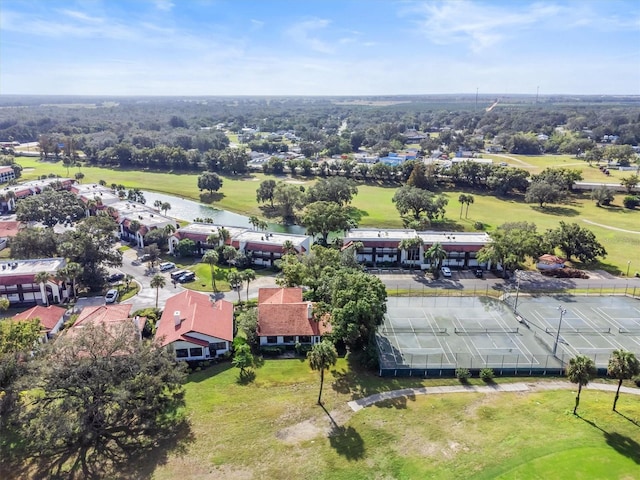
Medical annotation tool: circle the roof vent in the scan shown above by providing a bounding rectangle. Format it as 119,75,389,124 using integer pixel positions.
174,311,181,326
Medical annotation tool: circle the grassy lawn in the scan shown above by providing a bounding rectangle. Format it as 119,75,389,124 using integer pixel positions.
15,157,640,273
146,359,640,479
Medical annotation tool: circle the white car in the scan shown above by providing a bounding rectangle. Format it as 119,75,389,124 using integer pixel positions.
105,289,119,303
159,261,176,272
441,266,452,278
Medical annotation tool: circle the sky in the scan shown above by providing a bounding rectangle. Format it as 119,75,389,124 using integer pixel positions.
1,0,639,96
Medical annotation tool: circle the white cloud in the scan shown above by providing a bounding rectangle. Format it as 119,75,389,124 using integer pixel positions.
285,18,334,54
153,0,175,12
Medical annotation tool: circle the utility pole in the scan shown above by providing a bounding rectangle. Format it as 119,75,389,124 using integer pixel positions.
553,305,567,357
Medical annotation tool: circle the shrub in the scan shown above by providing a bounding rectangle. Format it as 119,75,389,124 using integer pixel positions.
623,195,639,209
259,346,283,357
634,375,640,388
474,221,484,230
455,367,471,380
480,368,495,381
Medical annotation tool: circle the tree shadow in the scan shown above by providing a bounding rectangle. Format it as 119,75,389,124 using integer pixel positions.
1,417,194,480
577,414,640,464
319,402,340,430
236,369,256,385
328,425,365,461
199,192,224,204
615,410,640,427
530,206,579,216
258,205,280,219
346,206,368,221
604,432,640,464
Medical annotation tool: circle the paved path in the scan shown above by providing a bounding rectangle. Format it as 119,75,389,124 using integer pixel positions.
347,381,640,412
582,218,640,235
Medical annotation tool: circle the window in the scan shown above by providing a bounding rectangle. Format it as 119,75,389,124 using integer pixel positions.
298,336,311,344
266,336,278,344
209,342,226,352
175,348,188,358
283,336,295,344
189,347,203,357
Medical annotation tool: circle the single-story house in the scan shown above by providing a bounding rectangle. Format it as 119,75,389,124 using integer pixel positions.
156,290,234,361
13,304,67,340
257,287,331,346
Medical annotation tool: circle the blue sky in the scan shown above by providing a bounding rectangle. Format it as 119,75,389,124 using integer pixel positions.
1,0,639,96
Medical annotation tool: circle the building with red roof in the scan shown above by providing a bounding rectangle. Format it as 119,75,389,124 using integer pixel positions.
168,223,311,267
13,304,67,340
257,287,331,347
0,258,70,306
156,290,234,361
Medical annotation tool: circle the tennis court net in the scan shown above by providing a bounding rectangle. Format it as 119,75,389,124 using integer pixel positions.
380,326,448,335
545,327,611,334
618,327,640,334
454,327,519,335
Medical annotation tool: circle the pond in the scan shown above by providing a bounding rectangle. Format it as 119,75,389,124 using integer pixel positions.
141,190,306,234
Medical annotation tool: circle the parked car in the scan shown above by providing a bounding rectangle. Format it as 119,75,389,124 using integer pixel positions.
107,272,125,283
441,266,452,278
170,269,188,280
105,289,119,304
140,253,152,262
159,261,176,272
474,268,484,278
177,271,195,283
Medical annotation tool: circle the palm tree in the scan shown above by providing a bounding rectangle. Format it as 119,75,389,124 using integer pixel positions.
124,274,134,291
464,194,475,218
206,232,220,247
399,236,423,269
607,349,640,411
62,262,83,300
249,215,260,230
202,250,219,292
282,240,297,256
150,274,166,309
227,271,243,303
242,269,256,302
217,227,230,245
153,200,163,210
161,202,171,215
567,354,597,415
307,339,338,405
425,242,447,274
458,194,475,218
34,271,51,306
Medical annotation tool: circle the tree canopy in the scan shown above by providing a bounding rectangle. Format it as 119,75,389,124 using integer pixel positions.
392,185,448,224
301,201,354,246
16,189,86,227
197,171,223,194
6,321,187,478
477,222,545,276
544,221,606,263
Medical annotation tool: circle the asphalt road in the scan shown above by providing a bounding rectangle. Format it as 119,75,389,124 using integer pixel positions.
111,254,640,311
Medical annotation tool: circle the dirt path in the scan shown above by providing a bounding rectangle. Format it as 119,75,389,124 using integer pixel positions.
582,219,640,235
489,153,535,168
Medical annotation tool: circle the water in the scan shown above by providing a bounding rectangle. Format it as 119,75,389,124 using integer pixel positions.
141,190,306,234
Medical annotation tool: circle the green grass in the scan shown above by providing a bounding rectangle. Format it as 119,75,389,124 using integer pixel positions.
15,157,640,273
145,359,640,479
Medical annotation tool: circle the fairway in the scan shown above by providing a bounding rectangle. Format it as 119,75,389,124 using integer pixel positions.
145,360,640,480
13,156,640,274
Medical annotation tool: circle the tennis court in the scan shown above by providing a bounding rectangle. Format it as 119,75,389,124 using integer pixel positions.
512,295,640,366
377,295,640,377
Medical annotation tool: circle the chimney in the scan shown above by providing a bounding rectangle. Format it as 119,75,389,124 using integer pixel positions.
134,315,140,330
307,302,313,320
174,311,181,326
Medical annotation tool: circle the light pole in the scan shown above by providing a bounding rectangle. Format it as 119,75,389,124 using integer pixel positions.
514,270,521,314
553,305,567,357
627,260,631,277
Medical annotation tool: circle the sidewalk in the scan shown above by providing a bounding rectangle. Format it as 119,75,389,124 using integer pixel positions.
347,381,640,412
